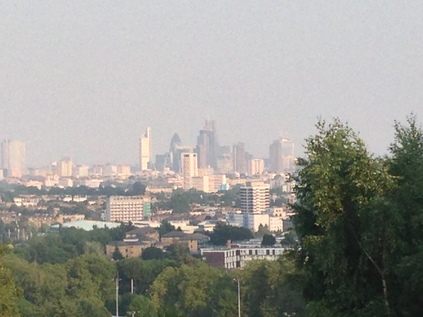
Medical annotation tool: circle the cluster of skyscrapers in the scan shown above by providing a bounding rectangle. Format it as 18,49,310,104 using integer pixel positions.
140,119,296,177
0,120,295,184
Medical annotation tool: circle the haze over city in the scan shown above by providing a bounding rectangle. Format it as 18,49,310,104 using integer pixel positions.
1,1,422,167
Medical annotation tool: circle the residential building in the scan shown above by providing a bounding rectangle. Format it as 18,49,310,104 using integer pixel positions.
243,213,270,232
240,182,270,214
191,175,209,192
57,158,73,177
201,246,285,269
105,195,144,222
181,152,198,190
249,158,265,175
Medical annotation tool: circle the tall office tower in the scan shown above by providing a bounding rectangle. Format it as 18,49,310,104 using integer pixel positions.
196,120,217,169
181,152,198,190
139,127,151,171
1,139,26,178
105,195,144,222
232,142,246,174
240,182,270,214
57,158,73,177
169,133,183,172
269,138,295,173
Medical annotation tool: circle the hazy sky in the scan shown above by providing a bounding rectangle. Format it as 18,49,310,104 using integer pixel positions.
1,1,422,167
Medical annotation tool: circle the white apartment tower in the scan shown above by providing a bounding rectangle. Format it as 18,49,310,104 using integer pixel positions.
139,128,151,171
105,195,144,222
240,182,270,214
57,158,73,177
1,139,26,178
181,152,198,190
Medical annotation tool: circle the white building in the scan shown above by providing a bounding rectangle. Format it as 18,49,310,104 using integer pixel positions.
240,182,270,214
57,158,73,177
249,158,265,175
243,213,270,232
202,246,286,269
268,216,283,232
139,128,151,171
181,152,198,190
105,195,144,222
1,139,26,178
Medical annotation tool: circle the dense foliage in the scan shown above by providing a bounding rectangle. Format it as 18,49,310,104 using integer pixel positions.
293,116,423,316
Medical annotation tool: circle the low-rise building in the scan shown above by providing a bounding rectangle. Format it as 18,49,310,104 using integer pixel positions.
201,246,285,269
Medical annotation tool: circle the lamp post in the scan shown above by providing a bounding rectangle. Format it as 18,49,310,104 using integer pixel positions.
236,277,241,317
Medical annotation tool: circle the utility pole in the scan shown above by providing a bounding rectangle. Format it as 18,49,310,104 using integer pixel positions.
237,277,241,317
238,278,241,317
115,272,119,317
131,278,135,317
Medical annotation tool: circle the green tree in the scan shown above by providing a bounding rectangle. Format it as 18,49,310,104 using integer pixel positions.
241,257,307,317
261,234,276,246
293,119,394,316
385,116,423,316
150,262,226,317
112,246,124,261
141,247,164,260
158,221,175,238
0,244,20,317
209,223,253,245
127,295,158,317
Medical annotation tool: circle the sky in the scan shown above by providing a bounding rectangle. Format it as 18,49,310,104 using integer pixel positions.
1,1,423,167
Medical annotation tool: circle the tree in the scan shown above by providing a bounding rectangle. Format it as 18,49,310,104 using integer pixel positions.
127,295,158,317
385,115,423,316
255,224,271,237
293,119,394,316
209,223,253,245
131,182,146,196
158,221,175,238
112,246,124,261
141,247,164,261
150,262,227,317
241,256,307,317
0,244,20,317
261,234,276,246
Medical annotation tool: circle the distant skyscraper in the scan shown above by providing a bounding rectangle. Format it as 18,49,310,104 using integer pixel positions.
169,133,183,171
196,120,218,169
232,142,246,174
139,128,151,171
1,139,26,178
269,138,295,173
181,152,198,190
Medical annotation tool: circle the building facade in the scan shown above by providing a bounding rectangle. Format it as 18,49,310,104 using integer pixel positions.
139,127,151,171
202,246,285,269
105,195,144,222
240,182,270,214
1,139,26,178
269,138,295,173
181,152,198,190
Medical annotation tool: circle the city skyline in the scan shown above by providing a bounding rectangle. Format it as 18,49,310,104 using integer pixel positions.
1,2,422,166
